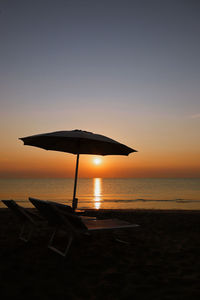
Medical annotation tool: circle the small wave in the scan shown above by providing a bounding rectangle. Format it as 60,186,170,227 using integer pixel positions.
78,199,200,203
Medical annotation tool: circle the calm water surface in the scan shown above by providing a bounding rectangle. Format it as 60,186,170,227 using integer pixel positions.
0,178,200,210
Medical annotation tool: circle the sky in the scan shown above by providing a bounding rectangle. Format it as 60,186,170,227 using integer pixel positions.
0,0,200,178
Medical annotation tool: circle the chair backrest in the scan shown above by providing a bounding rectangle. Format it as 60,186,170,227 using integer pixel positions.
29,197,87,232
47,201,74,214
29,198,59,226
1,200,35,224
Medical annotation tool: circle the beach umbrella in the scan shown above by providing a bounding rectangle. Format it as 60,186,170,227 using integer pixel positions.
19,130,137,209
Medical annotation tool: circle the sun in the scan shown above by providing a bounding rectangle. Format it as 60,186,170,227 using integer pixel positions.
93,157,102,165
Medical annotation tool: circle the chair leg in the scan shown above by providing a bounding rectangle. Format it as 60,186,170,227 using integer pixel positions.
48,227,73,257
19,223,34,242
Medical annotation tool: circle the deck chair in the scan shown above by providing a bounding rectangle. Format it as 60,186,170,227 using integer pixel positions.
29,197,96,221
28,197,78,255
29,198,139,257
1,200,45,242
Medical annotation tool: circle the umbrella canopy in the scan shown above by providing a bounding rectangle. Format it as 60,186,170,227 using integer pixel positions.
19,130,137,209
19,129,136,156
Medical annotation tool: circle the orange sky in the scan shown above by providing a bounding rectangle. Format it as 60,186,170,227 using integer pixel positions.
1,1,200,179
0,129,199,178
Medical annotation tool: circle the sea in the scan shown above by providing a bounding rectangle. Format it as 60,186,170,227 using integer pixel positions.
0,178,200,210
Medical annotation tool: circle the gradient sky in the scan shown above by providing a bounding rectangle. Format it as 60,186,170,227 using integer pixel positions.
0,0,200,178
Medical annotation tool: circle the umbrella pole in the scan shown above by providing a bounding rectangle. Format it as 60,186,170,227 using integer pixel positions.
72,153,79,211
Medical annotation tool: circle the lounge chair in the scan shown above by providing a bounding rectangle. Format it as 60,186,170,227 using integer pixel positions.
29,197,96,220
28,198,139,257
1,200,45,242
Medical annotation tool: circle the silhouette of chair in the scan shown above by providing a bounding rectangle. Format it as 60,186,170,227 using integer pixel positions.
1,200,45,242
29,197,139,257
29,197,96,220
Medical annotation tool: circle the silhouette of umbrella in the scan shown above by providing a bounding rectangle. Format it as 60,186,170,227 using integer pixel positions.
19,130,137,209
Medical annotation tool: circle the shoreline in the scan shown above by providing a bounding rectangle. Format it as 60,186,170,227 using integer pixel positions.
84,208,200,213
1,206,200,214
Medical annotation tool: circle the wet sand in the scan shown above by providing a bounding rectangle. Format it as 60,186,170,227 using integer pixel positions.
0,208,200,299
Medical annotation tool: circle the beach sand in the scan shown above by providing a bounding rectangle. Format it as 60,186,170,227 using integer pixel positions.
0,208,200,299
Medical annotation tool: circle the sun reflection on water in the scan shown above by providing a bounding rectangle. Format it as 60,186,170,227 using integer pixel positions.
93,178,102,209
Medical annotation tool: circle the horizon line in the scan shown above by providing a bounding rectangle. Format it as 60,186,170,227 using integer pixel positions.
0,177,199,180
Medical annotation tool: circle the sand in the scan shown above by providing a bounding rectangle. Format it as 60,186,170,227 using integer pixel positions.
0,208,200,299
